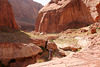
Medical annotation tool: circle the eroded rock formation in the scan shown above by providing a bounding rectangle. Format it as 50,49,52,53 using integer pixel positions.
28,34,100,67
96,3,100,22
8,0,43,31
0,43,42,67
35,0,100,33
0,0,18,32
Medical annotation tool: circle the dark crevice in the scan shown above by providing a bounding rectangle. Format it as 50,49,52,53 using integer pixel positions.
45,40,48,50
9,59,16,64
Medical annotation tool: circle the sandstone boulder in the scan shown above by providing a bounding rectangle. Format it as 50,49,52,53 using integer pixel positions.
47,36,59,40
8,0,43,31
91,28,96,34
0,43,42,66
96,3,100,22
10,56,36,67
32,38,47,47
60,45,81,52
0,0,18,32
47,41,58,51
35,0,98,33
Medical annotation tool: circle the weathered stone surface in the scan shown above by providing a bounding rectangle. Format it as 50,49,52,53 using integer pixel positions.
96,3,100,22
36,51,49,62
35,0,100,33
91,28,96,34
10,56,36,67
0,0,18,31
60,45,81,52
32,38,47,47
83,0,100,21
47,41,57,51
8,0,43,31
27,35,100,67
0,43,42,65
78,29,88,33
47,36,59,40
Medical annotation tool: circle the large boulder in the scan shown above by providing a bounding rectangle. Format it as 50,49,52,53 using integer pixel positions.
0,43,42,66
35,0,100,33
0,0,18,32
8,0,43,31
32,38,47,48
90,28,96,34
47,41,58,51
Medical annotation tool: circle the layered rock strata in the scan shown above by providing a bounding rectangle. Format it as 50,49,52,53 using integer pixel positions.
35,0,100,33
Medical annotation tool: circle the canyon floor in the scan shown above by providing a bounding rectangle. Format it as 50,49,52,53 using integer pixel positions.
27,23,100,67
0,23,100,67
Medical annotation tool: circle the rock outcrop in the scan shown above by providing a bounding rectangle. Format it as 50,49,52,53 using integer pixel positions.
0,0,18,32
35,0,100,33
8,0,43,31
0,43,42,67
96,3,100,22
32,38,47,47
46,41,57,51
27,35,100,67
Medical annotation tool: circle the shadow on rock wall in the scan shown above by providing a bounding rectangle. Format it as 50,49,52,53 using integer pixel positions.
0,31,33,43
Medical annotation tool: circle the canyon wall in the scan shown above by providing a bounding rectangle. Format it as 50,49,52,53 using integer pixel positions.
35,0,100,33
8,0,43,31
0,0,18,31
96,3,100,22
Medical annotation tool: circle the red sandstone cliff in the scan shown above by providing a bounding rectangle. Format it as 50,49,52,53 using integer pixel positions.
8,0,43,31
35,0,100,33
96,3,100,22
0,0,18,31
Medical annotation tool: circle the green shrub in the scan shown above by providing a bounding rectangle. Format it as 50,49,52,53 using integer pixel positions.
50,39,54,42
37,59,44,63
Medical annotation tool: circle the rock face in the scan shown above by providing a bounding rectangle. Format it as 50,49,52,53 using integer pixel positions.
8,0,43,31
0,0,18,31
35,0,100,33
96,3,100,22
47,41,57,51
32,38,47,47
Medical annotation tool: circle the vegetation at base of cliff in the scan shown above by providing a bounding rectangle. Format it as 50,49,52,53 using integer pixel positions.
49,39,54,42
96,27,100,29
77,49,81,52
37,59,44,63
